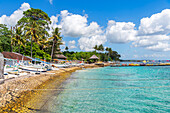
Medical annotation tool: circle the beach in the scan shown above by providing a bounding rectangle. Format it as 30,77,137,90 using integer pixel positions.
0,63,110,112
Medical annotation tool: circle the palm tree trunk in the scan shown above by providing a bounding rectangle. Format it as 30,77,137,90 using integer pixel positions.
31,36,33,58
11,27,13,52
11,43,13,52
99,52,101,61
107,51,109,61
51,40,55,62
19,44,21,53
24,43,26,55
104,53,106,62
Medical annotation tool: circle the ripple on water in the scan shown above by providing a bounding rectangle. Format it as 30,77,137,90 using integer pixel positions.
41,66,170,113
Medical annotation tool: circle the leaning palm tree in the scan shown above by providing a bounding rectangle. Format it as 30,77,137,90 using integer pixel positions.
93,45,98,52
49,27,63,60
98,44,104,61
17,8,51,58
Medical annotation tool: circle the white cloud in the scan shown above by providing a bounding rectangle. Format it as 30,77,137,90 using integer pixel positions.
49,0,53,4
68,40,76,49
134,9,170,51
59,41,66,51
48,15,61,35
133,55,139,58
0,3,30,27
138,9,170,35
145,42,170,51
141,53,168,58
133,35,170,47
57,10,105,51
78,35,106,51
106,20,137,43
3,3,170,52
59,10,103,38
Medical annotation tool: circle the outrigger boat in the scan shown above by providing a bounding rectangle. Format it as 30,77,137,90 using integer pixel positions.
19,65,47,73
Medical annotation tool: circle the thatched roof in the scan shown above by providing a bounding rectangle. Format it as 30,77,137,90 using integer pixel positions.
2,52,32,61
55,54,67,59
89,55,99,60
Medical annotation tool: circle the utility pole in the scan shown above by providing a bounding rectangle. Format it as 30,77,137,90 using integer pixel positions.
11,26,15,52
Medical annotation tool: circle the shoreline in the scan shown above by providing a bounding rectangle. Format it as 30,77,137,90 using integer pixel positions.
0,63,110,112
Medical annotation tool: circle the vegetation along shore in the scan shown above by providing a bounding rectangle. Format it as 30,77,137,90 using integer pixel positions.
0,5,119,113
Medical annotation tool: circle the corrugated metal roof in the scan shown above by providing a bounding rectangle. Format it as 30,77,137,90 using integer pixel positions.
2,52,32,61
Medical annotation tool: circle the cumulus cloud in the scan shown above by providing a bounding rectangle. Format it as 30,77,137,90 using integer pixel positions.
78,35,106,51
59,10,103,38
133,53,168,59
48,15,61,35
138,9,170,35
48,9,170,51
134,9,170,51
57,10,105,51
133,35,170,47
145,42,170,51
0,3,30,27
60,41,66,51
106,20,137,43
68,40,76,49
3,2,170,52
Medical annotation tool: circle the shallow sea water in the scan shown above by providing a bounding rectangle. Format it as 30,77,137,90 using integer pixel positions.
42,66,170,113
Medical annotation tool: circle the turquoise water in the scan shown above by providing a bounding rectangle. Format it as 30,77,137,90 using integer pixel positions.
45,66,170,113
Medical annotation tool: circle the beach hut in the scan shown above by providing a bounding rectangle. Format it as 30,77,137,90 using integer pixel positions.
89,55,99,63
55,54,67,60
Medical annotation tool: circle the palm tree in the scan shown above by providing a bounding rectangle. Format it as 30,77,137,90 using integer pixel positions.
65,46,69,51
49,27,63,60
15,27,26,53
105,47,109,60
93,45,98,52
0,24,11,52
98,44,104,52
39,30,50,50
98,44,104,61
108,48,112,61
17,8,51,58
10,26,16,52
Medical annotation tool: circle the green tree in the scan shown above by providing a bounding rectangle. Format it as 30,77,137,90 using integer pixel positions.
49,27,63,60
17,8,51,58
65,46,69,51
93,45,98,52
0,24,11,52
14,27,26,53
98,44,104,61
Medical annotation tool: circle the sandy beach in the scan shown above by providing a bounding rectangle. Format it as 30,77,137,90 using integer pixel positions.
0,63,110,112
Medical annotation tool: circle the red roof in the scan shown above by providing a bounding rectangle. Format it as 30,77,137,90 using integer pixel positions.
2,52,32,61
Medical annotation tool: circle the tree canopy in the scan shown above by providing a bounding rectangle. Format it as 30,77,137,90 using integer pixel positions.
0,8,121,62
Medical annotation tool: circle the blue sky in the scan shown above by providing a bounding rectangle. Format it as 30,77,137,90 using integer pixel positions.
1,0,170,60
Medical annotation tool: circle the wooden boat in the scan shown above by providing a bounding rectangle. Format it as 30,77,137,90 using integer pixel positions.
95,62,104,67
19,66,47,72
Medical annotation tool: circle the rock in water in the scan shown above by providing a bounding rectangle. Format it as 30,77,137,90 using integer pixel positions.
0,53,4,79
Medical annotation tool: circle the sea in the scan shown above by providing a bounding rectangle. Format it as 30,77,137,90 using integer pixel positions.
41,66,170,113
